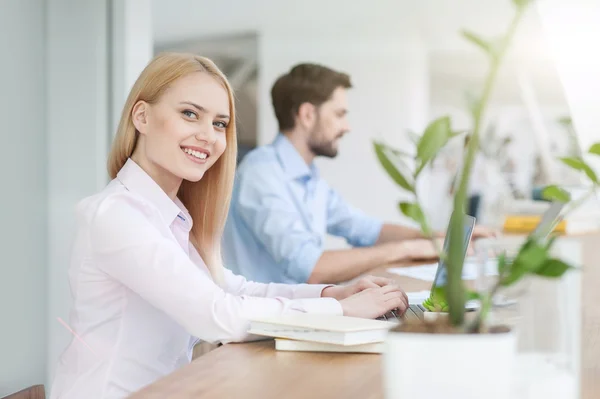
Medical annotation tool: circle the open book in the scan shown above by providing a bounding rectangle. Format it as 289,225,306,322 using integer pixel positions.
248,313,395,346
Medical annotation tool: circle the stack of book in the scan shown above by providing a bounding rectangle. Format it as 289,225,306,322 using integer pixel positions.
247,314,395,354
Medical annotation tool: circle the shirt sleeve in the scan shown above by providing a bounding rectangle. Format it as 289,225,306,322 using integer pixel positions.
223,267,335,299
235,166,324,283
326,187,383,247
89,193,342,345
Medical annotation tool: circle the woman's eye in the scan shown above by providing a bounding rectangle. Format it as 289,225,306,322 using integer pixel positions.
182,110,198,119
214,121,228,129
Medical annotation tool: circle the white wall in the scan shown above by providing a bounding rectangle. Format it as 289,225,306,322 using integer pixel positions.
46,0,111,387
258,30,430,248
45,0,153,388
111,0,154,134
0,0,47,396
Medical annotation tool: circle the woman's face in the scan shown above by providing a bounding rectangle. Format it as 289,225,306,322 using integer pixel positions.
132,72,230,190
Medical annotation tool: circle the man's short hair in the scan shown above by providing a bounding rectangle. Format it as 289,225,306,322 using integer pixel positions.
271,63,352,131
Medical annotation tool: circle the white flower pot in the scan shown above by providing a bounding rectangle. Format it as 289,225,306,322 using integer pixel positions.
383,327,517,399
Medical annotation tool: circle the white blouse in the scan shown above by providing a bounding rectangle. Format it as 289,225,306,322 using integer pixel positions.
50,159,342,399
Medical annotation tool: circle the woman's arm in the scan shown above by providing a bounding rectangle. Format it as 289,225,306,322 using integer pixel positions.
90,194,343,344
223,267,333,299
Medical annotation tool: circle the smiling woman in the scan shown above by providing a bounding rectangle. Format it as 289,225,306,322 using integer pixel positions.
106,53,237,286
48,52,408,399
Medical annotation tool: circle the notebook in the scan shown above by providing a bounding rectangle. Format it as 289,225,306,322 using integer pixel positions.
275,338,383,354
248,313,395,346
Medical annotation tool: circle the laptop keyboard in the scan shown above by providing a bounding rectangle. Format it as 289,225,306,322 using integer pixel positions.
377,304,426,322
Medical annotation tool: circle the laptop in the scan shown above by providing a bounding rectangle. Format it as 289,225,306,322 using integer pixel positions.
530,201,565,241
378,214,476,322
380,202,565,322
470,200,564,262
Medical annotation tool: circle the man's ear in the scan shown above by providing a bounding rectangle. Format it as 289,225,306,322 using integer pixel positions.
296,102,317,130
131,101,149,135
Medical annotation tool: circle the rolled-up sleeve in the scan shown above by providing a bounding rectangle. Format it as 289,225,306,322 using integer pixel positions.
326,187,383,247
89,193,342,344
236,167,324,283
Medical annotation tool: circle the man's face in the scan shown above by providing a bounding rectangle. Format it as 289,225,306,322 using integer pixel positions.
307,87,350,158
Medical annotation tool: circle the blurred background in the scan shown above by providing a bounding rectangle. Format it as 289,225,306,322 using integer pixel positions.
1,0,598,396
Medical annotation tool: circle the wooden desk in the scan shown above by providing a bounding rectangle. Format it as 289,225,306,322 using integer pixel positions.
129,274,431,399
131,234,600,399
130,340,382,399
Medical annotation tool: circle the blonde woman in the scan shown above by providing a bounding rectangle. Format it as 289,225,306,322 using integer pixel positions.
49,53,408,399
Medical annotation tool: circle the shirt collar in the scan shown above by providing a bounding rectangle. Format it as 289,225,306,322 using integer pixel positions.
116,158,191,228
273,134,318,181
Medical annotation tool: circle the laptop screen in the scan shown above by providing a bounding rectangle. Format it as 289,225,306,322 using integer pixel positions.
531,201,564,240
432,215,476,288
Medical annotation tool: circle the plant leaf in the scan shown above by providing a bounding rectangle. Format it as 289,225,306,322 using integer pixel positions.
557,116,572,127
589,143,600,156
465,91,480,117
466,289,482,301
406,129,420,145
535,259,574,278
431,286,447,302
398,202,431,236
559,157,599,184
513,0,533,8
387,146,413,159
461,30,496,58
541,185,571,203
497,252,508,277
373,141,414,192
501,238,549,286
423,286,449,312
501,266,527,287
515,238,549,272
415,116,454,176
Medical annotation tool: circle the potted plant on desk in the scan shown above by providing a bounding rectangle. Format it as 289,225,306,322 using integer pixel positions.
373,0,600,398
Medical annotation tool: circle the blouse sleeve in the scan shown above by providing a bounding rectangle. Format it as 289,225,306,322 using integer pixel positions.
89,194,343,344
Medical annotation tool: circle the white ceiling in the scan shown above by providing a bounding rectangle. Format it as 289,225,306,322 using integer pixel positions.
151,0,566,105
152,0,417,45
152,0,544,49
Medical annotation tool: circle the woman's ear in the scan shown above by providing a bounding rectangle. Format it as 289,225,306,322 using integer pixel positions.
131,101,149,135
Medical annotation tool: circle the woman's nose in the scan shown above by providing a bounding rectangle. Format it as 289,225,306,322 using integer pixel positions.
194,120,216,144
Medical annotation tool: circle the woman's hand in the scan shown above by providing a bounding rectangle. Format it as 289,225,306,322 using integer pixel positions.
338,285,408,319
321,276,404,301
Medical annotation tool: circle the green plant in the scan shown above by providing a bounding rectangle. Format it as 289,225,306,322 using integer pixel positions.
373,0,600,332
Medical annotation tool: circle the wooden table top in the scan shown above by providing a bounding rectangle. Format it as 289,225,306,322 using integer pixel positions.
130,340,383,399
130,234,600,399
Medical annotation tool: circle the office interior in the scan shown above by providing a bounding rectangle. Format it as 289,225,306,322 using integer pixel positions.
1,0,599,397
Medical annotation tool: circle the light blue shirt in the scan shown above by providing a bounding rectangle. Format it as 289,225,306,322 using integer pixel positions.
223,134,383,284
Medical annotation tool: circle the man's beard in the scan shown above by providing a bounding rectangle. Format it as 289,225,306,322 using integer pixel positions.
308,126,342,158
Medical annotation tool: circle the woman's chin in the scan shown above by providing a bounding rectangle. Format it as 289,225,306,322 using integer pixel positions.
180,168,206,183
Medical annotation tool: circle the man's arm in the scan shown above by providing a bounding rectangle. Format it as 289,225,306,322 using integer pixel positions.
307,239,438,284
314,188,440,283
374,223,444,245
375,222,497,244
307,243,398,284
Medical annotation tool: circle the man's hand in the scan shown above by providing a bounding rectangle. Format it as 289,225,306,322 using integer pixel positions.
321,276,406,303
472,225,498,239
395,239,439,261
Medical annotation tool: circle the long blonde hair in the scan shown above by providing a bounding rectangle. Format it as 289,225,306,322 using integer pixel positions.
107,52,237,285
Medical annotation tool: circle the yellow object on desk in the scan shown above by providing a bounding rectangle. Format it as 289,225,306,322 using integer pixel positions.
502,215,566,234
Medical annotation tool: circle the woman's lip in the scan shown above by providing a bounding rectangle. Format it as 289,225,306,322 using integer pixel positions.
182,148,208,164
181,145,211,156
